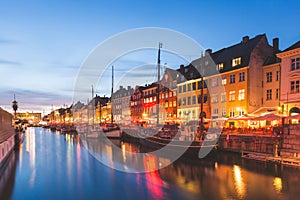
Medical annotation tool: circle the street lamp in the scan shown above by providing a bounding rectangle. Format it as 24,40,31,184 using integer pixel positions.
12,94,18,119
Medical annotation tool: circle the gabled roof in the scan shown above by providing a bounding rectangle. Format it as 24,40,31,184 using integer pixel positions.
282,40,300,52
183,34,267,76
263,55,281,66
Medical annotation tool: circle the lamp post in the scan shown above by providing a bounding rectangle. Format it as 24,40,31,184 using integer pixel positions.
12,94,18,119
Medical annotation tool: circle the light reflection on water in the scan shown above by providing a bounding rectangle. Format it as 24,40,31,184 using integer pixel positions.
0,127,300,200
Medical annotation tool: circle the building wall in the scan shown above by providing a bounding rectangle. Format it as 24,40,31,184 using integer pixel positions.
262,63,280,109
248,36,273,113
278,47,300,115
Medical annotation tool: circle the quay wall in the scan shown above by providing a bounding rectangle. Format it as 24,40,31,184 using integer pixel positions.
0,108,15,166
217,134,282,155
281,125,300,158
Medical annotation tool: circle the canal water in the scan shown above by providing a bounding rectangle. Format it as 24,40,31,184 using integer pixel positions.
0,127,300,200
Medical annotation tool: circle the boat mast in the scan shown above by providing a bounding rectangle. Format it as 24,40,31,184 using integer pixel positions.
111,65,114,124
156,43,162,124
199,54,204,138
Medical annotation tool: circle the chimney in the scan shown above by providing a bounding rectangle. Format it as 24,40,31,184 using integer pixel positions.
127,86,131,90
273,38,279,54
242,36,249,43
205,49,212,55
180,64,184,71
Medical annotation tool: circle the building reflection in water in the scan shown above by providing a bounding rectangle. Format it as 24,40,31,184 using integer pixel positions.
25,128,36,188
233,165,246,199
273,177,282,192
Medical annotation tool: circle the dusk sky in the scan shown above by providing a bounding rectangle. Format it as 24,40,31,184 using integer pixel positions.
0,0,299,114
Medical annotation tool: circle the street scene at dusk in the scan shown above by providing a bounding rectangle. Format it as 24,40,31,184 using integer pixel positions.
1,0,300,199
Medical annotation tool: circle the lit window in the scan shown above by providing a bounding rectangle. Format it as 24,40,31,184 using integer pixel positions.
291,57,300,71
221,92,226,102
222,108,226,117
229,91,235,101
217,63,224,70
173,101,176,107
266,72,272,82
212,94,218,103
222,78,227,85
266,89,272,100
232,57,241,67
238,89,245,100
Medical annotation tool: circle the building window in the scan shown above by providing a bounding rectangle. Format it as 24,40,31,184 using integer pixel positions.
229,91,235,101
165,93,168,98
198,94,208,103
217,63,224,70
169,92,173,97
213,108,218,115
192,82,196,90
230,74,235,84
239,72,245,82
229,108,235,117
187,96,191,105
221,92,226,102
222,108,226,117
237,107,245,116
238,89,245,100
178,99,182,106
276,71,279,81
222,78,227,85
266,72,272,82
173,101,176,107
183,97,186,105
232,57,241,67
183,85,186,92
291,80,300,93
266,89,272,100
178,86,182,93
291,57,300,71
192,96,196,104
276,88,279,99
212,94,218,103
212,78,218,87
188,84,191,91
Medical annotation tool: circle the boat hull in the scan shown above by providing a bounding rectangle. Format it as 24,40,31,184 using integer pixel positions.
139,136,217,159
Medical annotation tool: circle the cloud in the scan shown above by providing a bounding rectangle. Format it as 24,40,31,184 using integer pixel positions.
0,89,72,113
0,59,22,66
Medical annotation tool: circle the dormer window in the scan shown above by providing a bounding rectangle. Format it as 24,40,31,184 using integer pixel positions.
217,63,224,70
232,57,241,67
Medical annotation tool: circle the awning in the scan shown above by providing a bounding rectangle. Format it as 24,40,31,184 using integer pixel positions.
250,107,278,115
253,113,282,121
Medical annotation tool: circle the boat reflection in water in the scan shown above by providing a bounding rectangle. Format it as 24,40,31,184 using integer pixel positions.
83,136,300,200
